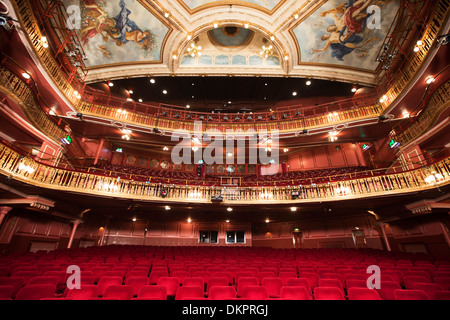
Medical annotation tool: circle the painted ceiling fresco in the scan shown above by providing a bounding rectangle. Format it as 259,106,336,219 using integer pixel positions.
292,0,400,70
65,0,169,68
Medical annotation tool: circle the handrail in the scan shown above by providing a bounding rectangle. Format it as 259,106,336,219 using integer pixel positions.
1,141,448,203
0,65,67,143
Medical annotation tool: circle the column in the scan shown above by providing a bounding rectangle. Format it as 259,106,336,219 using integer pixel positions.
379,223,391,252
93,139,105,165
67,219,82,249
440,220,450,248
0,207,12,228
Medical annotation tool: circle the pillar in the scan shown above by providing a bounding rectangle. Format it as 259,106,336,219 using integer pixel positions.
0,207,12,228
440,220,450,248
379,223,391,252
67,219,82,249
93,139,105,165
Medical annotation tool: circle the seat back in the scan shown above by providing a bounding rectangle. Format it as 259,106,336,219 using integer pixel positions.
347,287,381,300
175,286,204,300
280,286,311,300
208,286,236,300
239,286,269,300
15,284,56,300
314,287,345,300
138,285,167,300
393,289,429,300
103,285,133,300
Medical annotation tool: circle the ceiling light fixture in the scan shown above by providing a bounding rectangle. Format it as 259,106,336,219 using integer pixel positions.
187,37,202,58
22,72,31,79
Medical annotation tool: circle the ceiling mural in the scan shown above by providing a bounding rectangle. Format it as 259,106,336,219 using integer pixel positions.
66,0,170,68
292,0,400,70
180,0,284,11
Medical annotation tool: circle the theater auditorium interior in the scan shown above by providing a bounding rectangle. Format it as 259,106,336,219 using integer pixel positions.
0,0,449,306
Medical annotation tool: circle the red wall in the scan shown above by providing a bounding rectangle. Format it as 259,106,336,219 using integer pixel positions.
287,143,366,171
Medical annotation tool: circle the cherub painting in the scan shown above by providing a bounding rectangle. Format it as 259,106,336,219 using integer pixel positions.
66,0,169,67
293,0,400,70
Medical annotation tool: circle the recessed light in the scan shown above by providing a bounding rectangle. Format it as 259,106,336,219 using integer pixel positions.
128,90,133,94
227,207,233,212
165,206,171,210
226,220,230,223
150,79,155,84
186,105,191,109
138,99,143,103
351,87,357,92
292,91,297,96
265,218,270,223
132,218,137,222
306,80,311,86
108,82,114,87
22,73,31,79
163,90,167,94
290,207,297,212
187,217,192,223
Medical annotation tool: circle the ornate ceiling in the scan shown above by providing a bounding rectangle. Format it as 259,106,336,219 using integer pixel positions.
65,0,401,86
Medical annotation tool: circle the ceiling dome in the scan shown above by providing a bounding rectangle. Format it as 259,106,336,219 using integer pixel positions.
208,27,254,49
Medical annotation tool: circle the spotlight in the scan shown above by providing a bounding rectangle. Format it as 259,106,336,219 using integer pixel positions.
223,116,228,121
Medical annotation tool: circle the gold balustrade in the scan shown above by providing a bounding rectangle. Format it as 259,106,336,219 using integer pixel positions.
0,65,67,143
1,142,449,204
397,80,450,145
378,0,449,108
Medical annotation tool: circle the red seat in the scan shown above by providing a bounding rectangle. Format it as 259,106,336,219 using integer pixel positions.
346,279,367,289
279,286,312,300
413,283,444,299
175,286,205,300
0,285,14,299
209,286,237,300
15,284,56,300
433,277,450,290
11,271,40,284
261,278,283,298
27,276,59,287
393,289,429,300
301,273,320,289
314,287,345,300
375,281,402,300
237,277,259,297
256,272,276,284
0,277,26,297
66,285,99,300
319,278,344,293
286,278,312,298
171,271,189,283
435,291,450,300
157,277,180,297
347,287,381,300
148,271,169,285
182,277,204,290
125,276,150,297
138,285,167,300
206,277,229,296
240,286,269,300
103,285,134,300
97,276,123,296
404,276,431,289
213,272,233,285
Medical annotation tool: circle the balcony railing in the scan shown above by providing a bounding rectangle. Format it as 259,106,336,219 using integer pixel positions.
0,64,67,143
1,141,448,204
